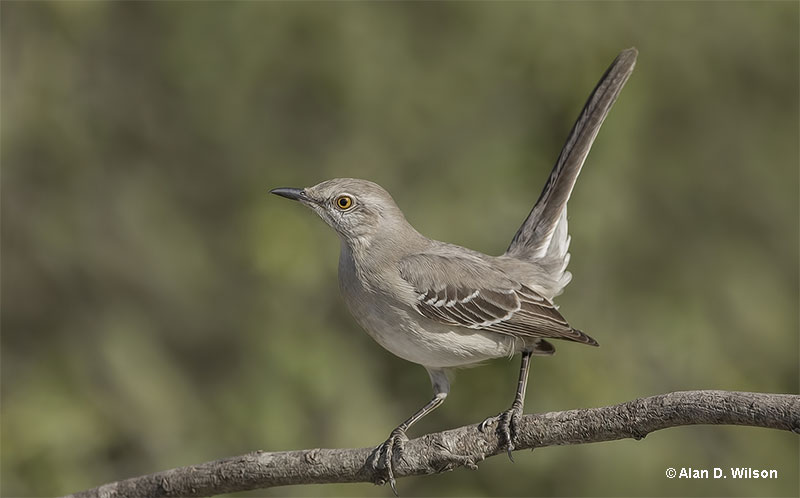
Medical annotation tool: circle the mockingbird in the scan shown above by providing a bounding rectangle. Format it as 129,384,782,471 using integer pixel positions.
271,48,637,492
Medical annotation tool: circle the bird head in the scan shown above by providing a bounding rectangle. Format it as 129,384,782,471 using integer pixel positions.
271,178,408,242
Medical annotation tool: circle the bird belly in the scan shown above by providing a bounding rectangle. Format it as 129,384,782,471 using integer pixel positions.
347,295,517,368
381,319,518,368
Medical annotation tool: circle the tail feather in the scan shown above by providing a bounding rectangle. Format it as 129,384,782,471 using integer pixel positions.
506,48,638,263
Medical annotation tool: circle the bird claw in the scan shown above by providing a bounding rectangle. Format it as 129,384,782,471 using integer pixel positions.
371,428,408,496
478,415,496,433
480,405,522,461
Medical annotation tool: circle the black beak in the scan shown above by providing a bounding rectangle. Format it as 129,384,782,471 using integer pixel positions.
270,187,308,202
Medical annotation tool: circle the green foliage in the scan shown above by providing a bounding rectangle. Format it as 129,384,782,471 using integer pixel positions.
2,2,797,496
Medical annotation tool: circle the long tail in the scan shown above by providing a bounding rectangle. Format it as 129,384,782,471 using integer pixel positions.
506,48,637,262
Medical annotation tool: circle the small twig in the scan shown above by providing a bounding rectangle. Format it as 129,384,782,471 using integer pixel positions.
64,390,800,498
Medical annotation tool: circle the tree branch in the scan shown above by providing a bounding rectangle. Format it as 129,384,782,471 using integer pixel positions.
65,390,799,498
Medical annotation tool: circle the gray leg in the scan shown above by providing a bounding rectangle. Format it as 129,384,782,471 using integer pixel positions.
510,350,533,413
480,350,533,461
374,368,449,495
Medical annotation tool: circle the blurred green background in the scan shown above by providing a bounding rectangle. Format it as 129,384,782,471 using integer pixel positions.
2,1,797,497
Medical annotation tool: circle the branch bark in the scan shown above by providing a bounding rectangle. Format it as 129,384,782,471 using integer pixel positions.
65,390,799,498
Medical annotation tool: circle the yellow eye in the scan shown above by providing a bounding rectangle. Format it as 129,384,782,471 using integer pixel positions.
335,195,353,210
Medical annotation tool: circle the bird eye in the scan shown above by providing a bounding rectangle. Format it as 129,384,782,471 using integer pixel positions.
335,195,353,210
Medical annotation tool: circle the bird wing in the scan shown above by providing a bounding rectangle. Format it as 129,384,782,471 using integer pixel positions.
397,253,598,346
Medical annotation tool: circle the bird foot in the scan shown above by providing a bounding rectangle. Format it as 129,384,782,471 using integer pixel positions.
479,403,523,461
371,427,408,496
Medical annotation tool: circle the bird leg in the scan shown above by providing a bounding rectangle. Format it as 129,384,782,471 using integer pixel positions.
372,368,449,495
479,350,532,461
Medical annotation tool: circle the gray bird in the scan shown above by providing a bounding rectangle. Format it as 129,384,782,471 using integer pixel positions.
271,48,637,492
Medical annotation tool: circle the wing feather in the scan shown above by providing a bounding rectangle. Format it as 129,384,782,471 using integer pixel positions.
399,254,598,346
